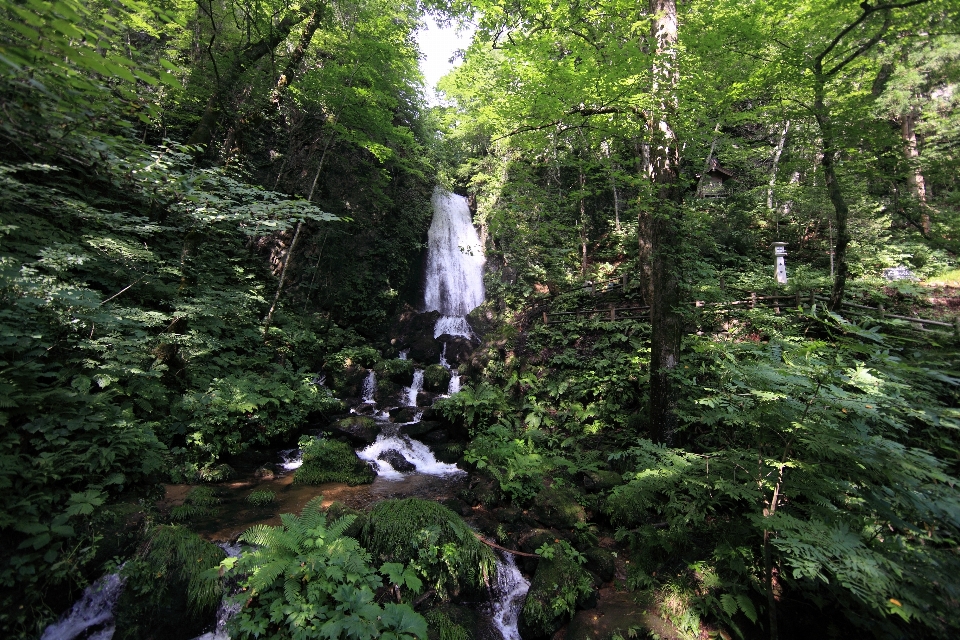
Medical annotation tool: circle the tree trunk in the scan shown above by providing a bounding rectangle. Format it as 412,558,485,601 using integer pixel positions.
901,105,930,233
186,0,327,147
813,76,851,312
767,121,790,233
647,0,682,445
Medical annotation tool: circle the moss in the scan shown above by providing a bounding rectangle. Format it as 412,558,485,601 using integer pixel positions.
197,463,234,482
293,438,375,486
519,554,595,639
246,490,275,506
425,604,476,640
422,364,452,393
376,357,415,385
169,486,220,522
532,485,586,528
362,498,496,599
114,525,225,640
293,438,376,486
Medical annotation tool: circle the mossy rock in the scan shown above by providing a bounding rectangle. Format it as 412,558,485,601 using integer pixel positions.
326,501,368,539
532,485,586,529
376,358,415,385
361,498,497,599
293,438,375,486
114,525,225,640
324,415,381,444
519,554,595,639
425,603,478,640
399,419,443,437
422,364,452,393
431,442,465,464
583,548,616,583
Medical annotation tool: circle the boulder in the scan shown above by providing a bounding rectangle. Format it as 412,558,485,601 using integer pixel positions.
399,420,442,438
324,416,380,445
421,429,449,444
519,554,596,639
378,449,416,472
532,485,587,529
390,406,422,423
389,306,443,363
579,469,623,493
422,364,451,393
430,442,465,464
436,336,475,366
583,548,616,583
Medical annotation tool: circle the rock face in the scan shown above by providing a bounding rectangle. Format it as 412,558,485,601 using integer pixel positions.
389,305,443,363
422,364,451,393
378,449,416,472
324,416,380,445
437,335,475,366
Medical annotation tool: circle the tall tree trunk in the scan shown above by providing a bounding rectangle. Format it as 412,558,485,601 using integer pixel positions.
187,0,327,147
767,121,790,233
647,0,682,445
813,75,851,312
901,105,930,234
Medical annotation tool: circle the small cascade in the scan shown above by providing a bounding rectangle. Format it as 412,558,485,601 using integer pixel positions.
192,543,243,640
399,348,409,360
357,420,462,478
403,369,423,407
487,552,530,640
40,572,126,640
439,342,449,369
448,371,461,395
278,447,302,471
361,370,376,404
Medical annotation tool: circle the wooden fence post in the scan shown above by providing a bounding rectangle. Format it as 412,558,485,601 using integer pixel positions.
954,317,960,343
750,292,757,309
610,306,616,320
809,289,815,308
543,312,549,325
878,304,885,319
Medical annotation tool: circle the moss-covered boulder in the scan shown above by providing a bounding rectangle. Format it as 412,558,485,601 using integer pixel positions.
532,485,587,529
324,415,380,444
422,364,452,393
519,554,595,639
431,441,466,464
425,603,479,640
293,438,375,485
376,357,415,385
114,526,225,640
583,548,616,583
361,498,496,599
579,469,623,493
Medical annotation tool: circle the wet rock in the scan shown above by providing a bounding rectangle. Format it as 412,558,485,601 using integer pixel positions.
375,379,402,404
389,306,442,359
579,469,623,493
417,390,439,406
378,449,416,472
532,485,587,529
375,358,415,385
421,429,449,444
493,506,522,524
351,403,377,417
390,406,422,423
436,335,475,365
583,548,616,583
399,420,442,437
430,442,465,464
324,416,380,445
440,497,473,518
422,364,451,393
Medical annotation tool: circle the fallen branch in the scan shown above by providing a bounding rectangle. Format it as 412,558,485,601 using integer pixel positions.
474,533,540,558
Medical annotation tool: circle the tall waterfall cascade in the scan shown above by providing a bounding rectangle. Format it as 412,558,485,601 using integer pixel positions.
423,188,485,339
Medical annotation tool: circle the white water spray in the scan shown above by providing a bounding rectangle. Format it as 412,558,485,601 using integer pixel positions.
403,369,423,407
357,422,462,478
361,370,376,404
41,572,126,640
448,372,461,395
488,551,530,640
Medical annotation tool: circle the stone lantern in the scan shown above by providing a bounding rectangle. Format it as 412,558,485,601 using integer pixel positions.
772,242,788,285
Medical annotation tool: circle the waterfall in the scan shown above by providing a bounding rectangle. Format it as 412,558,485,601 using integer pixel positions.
399,348,409,360
487,551,530,640
403,369,423,407
40,572,125,640
357,421,463,478
448,372,461,395
192,543,243,640
361,370,376,403
423,188,485,337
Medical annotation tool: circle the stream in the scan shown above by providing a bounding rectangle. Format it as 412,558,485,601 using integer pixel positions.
41,188,529,640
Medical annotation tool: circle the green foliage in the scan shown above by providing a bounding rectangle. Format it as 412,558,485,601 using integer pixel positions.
114,525,226,640
293,437,375,486
434,381,509,431
425,609,471,640
520,553,594,638
170,486,221,522
606,336,960,638
222,496,427,640
247,490,276,506
361,498,497,600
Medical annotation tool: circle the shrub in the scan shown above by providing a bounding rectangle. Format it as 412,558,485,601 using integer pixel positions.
169,486,221,522
245,490,275,506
